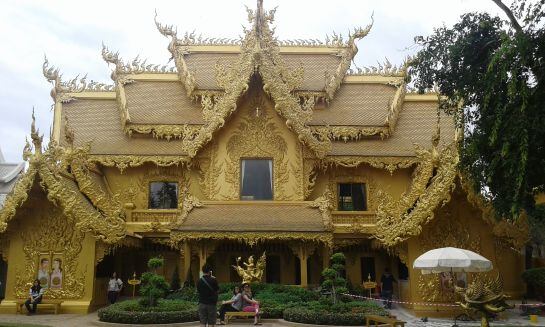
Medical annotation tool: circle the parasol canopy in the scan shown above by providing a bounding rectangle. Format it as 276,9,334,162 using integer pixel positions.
413,247,492,274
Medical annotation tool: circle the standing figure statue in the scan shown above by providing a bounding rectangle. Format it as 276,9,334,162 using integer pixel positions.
232,252,266,284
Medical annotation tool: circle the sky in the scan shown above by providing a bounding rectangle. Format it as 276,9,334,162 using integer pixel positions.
0,0,505,162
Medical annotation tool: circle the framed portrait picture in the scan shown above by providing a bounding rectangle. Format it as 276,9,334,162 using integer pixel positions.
50,254,63,289
37,253,51,289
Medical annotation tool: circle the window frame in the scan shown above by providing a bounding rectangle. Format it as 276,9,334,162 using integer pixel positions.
148,181,179,209
239,157,274,201
336,182,368,211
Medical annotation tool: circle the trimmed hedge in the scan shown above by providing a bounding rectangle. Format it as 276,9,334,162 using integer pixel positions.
284,307,366,326
98,299,198,324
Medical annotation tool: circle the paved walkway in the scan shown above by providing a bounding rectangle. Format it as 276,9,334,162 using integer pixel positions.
0,307,543,327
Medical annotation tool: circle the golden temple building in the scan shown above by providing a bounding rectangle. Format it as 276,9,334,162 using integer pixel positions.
0,1,530,316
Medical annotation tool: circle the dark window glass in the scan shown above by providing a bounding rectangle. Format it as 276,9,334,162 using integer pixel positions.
148,182,178,209
338,183,367,211
240,159,273,200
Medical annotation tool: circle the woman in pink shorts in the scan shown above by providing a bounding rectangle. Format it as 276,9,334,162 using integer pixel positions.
241,283,261,325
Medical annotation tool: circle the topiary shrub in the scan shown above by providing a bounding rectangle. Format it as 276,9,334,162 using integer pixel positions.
322,252,348,304
97,299,198,324
140,257,170,307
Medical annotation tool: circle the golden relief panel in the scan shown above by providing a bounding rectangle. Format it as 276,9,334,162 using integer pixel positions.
15,206,86,299
223,100,293,201
416,211,484,303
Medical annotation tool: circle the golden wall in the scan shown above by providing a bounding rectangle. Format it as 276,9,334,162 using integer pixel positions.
0,188,97,314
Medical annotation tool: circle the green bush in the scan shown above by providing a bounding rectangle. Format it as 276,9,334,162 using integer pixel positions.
140,257,170,307
97,299,198,324
522,268,545,288
284,301,387,326
166,286,198,301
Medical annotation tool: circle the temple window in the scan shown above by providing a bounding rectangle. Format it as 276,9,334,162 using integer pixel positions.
240,159,273,200
338,183,367,211
148,182,179,209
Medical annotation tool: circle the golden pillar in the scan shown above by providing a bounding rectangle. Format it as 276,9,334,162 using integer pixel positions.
182,242,191,282
291,243,316,288
322,244,331,270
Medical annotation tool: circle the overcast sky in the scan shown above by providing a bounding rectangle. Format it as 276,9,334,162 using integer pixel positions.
0,0,504,162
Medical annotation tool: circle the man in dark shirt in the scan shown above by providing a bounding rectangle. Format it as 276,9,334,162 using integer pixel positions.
380,267,397,309
197,265,219,326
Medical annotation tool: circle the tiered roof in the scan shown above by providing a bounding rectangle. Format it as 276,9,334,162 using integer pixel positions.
0,147,24,209
36,0,454,169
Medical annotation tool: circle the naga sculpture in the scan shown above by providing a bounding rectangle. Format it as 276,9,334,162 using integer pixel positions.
232,252,266,284
455,275,513,327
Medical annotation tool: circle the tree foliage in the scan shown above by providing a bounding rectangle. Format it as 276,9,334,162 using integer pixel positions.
321,252,348,304
140,257,170,307
410,0,545,220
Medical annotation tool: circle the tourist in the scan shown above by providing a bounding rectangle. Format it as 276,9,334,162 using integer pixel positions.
24,279,44,315
218,285,242,324
380,267,397,309
107,272,123,304
241,283,261,325
197,265,219,327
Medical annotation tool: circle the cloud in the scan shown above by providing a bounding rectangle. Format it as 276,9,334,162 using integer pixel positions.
0,0,502,162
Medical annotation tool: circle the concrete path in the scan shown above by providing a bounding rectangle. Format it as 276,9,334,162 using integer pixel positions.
0,308,543,327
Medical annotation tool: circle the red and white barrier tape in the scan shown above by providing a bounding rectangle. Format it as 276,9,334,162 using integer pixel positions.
342,293,545,308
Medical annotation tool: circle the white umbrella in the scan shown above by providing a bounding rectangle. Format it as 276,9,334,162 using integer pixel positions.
413,247,492,274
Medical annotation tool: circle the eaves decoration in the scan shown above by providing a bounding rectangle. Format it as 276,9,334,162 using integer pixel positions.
374,126,459,247
324,20,373,101
154,2,332,159
0,115,126,244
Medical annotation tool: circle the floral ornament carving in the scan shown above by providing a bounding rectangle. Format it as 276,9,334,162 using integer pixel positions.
124,124,201,141
224,103,290,200
311,126,389,141
374,128,459,247
175,187,203,225
310,187,334,231
322,156,418,175
15,206,86,299
459,175,529,249
87,155,190,173
324,19,374,101
155,2,331,159
1,115,126,243
196,142,222,200
170,231,333,248
417,214,483,302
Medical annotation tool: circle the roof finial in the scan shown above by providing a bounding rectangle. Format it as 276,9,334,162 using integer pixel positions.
255,0,264,38
30,108,43,155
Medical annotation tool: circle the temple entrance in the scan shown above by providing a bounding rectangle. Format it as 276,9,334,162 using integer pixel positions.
93,239,181,307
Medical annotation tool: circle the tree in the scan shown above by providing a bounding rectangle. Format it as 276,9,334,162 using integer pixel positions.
140,257,170,307
410,0,545,221
321,252,348,304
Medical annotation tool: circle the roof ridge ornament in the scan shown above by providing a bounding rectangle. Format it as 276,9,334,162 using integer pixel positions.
43,55,88,103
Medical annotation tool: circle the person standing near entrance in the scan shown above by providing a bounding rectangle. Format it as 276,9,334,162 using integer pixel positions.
380,267,397,309
107,272,123,304
197,265,219,326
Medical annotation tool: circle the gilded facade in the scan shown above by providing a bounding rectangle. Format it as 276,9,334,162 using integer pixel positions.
0,1,528,316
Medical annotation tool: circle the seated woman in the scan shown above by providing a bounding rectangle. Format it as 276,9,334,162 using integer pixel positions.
241,283,261,325
219,285,242,325
25,279,44,315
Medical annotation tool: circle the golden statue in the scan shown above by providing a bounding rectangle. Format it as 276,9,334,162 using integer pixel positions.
232,252,266,284
455,275,513,327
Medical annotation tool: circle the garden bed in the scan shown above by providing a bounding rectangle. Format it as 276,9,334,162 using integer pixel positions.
97,299,198,324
